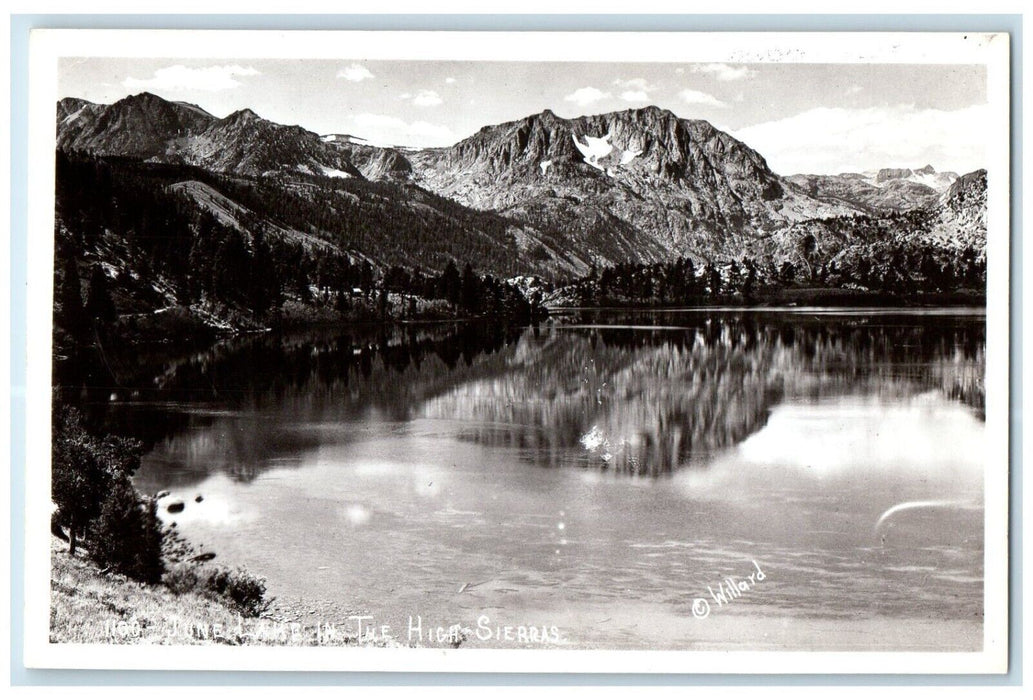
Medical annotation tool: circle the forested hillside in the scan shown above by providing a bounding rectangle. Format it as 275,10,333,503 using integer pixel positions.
54,151,546,349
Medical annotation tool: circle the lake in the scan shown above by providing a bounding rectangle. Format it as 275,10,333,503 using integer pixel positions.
63,309,987,650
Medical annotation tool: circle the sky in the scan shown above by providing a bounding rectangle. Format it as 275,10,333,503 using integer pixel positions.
59,58,989,175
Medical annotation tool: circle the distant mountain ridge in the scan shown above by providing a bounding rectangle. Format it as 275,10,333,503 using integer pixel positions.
57,94,868,268
56,92,986,282
58,93,365,179
785,165,960,215
873,164,959,190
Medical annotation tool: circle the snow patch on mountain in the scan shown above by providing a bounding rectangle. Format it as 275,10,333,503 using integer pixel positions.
620,148,643,165
910,171,959,191
572,130,614,171
61,106,89,126
859,166,959,192
540,159,553,175
322,133,369,145
318,163,354,178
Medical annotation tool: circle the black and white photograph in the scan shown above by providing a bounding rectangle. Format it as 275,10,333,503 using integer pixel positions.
22,29,1010,674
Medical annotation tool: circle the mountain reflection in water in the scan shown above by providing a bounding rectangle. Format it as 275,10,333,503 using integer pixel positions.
59,310,984,485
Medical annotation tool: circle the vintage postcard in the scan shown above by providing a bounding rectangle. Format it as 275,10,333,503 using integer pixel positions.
23,29,1010,674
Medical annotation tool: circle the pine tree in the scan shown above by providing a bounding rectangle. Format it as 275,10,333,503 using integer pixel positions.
248,227,280,315
683,258,697,298
51,408,110,556
439,260,462,306
85,265,117,329
91,473,164,584
743,259,758,298
51,407,142,557
706,263,722,296
57,257,88,342
460,263,481,312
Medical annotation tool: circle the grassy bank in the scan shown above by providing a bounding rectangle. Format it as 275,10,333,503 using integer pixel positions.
50,537,383,646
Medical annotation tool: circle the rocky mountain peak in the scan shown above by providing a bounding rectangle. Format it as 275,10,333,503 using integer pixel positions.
113,91,163,107
109,92,214,127
57,96,94,112
58,91,216,158
920,168,987,253
876,167,914,184
429,104,773,189
224,107,262,124
57,97,97,125
941,169,987,211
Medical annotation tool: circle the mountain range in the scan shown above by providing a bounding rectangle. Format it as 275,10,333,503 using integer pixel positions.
55,91,987,303
786,165,960,215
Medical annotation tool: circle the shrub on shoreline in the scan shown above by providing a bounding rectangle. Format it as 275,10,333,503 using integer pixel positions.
90,474,164,584
162,562,273,618
205,567,273,618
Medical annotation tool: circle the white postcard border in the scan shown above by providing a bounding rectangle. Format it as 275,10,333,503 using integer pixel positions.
23,28,1012,674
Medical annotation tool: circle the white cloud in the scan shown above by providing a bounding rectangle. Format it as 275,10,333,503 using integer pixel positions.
564,86,612,106
612,78,655,103
613,78,654,92
732,103,989,175
123,64,259,92
410,89,443,107
678,88,728,108
691,63,756,81
338,63,374,82
846,85,864,95
444,77,456,84
348,113,456,148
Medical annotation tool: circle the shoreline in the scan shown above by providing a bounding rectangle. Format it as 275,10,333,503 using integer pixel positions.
49,537,394,647
51,545,982,652
55,301,987,359
546,290,986,311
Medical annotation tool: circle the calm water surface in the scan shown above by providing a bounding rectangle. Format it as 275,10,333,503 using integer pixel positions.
64,309,986,650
